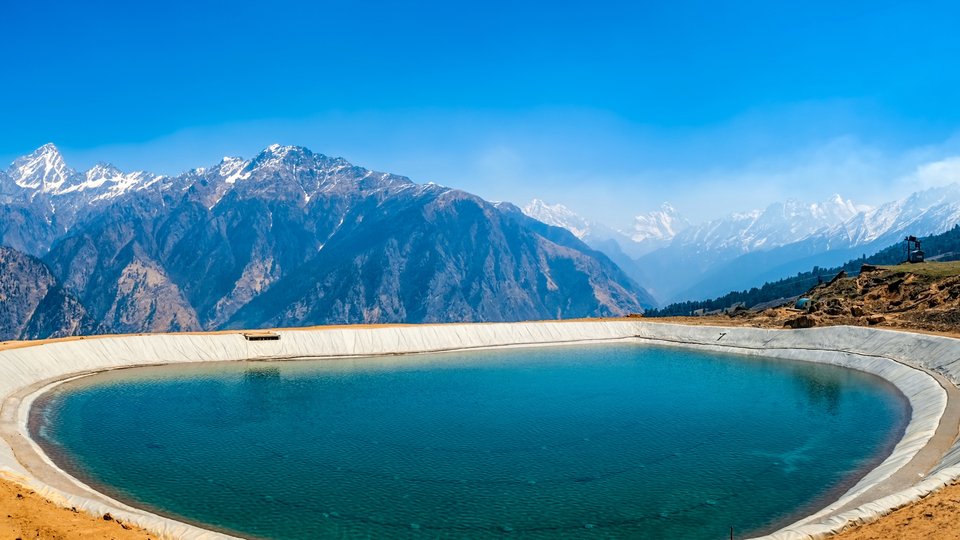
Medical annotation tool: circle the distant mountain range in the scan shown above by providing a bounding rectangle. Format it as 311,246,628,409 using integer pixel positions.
522,199,688,258
0,144,654,340
646,223,960,318
524,189,960,304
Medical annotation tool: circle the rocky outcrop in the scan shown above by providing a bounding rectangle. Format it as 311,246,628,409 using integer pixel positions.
227,193,649,328
0,247,98,340
701,261,960,335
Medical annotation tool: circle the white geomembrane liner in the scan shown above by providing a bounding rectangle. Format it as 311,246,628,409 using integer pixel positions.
0,321,959,540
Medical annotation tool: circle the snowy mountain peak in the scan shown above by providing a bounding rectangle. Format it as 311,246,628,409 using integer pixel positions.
807,194,862,222
830,183,960,245
632,202,690,243
86,162,123,180
259,143,305,159
57,163,123,194
249,144,317,172
9,143,72,193
829,193,854,208
522,199,592,239
672,194,864,254
58,161,155,200
216,156,252,184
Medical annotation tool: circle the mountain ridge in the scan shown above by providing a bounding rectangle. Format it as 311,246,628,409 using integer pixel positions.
526,189,960,304
0,144,654,340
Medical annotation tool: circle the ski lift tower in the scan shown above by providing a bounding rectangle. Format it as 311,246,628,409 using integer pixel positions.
905,236,925,263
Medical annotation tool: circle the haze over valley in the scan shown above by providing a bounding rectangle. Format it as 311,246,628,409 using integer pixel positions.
524,186,960,304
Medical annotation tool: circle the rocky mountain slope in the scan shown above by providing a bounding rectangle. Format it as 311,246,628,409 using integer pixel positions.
0,144,654,339
0,247,98,340
520,199,656,287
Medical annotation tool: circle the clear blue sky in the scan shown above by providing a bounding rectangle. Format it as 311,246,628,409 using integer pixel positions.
3,1,960,224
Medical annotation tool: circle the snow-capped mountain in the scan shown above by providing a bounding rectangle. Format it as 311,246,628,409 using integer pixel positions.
527,189,960,305
631,203,690,244
0,143,655,340
826,185,960,247
9,143,72,194
522,199,593,239
2,144,163,208
58,163,160,201
521,194,868,300
670,194,862,254
644,189,960,303
520,199,653,286
521,199,682,259
627,194,865,302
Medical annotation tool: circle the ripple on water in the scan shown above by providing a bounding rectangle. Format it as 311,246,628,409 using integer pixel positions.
32,344,908,539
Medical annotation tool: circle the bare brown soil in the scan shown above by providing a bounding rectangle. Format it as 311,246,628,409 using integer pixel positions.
656,261,960,340
829,481,960,540
0,477,152,539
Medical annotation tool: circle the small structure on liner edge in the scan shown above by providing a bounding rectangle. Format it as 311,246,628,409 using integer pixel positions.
904,236,924,263
243,331,280,341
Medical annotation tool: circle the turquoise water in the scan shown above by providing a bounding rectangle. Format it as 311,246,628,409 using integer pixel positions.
33,344,907,539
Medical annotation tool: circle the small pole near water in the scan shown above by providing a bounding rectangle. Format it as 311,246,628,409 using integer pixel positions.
730,526,734,540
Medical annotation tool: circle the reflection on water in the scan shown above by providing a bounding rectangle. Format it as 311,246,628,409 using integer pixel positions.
242,366,283,417
791,363,844,414
244,365,281,381
34,345,908,540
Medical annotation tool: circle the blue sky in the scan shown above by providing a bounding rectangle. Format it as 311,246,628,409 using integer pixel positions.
3,1,960,224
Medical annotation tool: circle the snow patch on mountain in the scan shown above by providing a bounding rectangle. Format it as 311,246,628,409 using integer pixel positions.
94,171,159,201
522,199,593,239
9,143,72,193
58,163,124,194
218,157,252,184
631,203,690,243
826,184,960,246
673,194,863,254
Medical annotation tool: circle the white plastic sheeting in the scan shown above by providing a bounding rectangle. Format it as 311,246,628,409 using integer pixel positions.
0,321,958,539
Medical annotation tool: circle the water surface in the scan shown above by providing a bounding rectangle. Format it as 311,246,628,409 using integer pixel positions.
33,344,908,539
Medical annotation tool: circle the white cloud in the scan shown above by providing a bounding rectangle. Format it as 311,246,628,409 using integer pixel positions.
902,156,960,190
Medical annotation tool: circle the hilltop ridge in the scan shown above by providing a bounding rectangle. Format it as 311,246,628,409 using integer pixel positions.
667,261,960,335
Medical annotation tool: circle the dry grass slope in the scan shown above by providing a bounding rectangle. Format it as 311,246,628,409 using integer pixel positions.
670,261,960,337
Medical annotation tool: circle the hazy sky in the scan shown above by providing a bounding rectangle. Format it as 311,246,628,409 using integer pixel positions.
3,1,960,227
